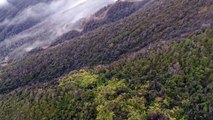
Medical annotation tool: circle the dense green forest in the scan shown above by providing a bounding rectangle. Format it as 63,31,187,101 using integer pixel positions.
0,30,212,120
1,0,212,94
0,0,213,119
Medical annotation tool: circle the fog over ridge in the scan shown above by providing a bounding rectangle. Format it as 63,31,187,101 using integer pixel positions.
0,0,117,62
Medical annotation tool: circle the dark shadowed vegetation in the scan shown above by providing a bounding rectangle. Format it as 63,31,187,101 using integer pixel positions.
0,30,213,119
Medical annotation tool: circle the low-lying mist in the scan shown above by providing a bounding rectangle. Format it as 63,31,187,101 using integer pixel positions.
0,0,117,63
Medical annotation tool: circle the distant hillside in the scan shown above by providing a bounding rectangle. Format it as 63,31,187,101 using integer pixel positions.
0,0,212,94
83,0,150,32
52,0,149,46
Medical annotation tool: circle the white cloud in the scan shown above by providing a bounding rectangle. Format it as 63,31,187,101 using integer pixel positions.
0,0,8,6
0,0,117,60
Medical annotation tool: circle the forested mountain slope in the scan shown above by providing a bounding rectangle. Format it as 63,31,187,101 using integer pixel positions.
0,0,213,119
52,0,150,47
1,0,212,94
0,30,213,120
